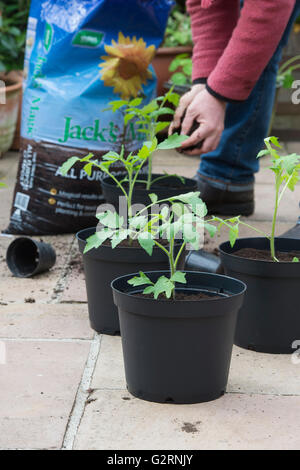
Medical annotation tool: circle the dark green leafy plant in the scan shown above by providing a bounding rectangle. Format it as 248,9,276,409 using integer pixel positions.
276,55,300,89
82,190,215,299
0,0,30,72
60,92,187,215
169,53,192,86
163,6,192,48
63,89,186,195
212,137,300,262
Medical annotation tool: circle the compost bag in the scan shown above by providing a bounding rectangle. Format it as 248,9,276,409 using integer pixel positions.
6,0,173,235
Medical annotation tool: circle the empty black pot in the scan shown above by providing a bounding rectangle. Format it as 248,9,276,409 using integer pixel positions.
6,237,56,278
112,270,246,404
77,228,185,335
185,249,224,274
220,237,300,354
101,173,197,209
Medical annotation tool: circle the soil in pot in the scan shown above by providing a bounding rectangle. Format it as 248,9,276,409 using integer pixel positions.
77,228,185,335
220,237,300,354
233,247,300,262
112,270,246,404
101,173,197,208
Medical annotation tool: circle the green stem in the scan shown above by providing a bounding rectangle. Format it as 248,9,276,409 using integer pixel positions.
174,241,186,270
278,55,300,75
270,175,281,262
169,238,176,300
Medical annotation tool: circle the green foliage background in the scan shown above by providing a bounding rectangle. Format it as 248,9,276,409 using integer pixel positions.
0,0,30,72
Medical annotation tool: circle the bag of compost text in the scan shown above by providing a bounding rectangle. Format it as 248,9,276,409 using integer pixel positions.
6,0,173,234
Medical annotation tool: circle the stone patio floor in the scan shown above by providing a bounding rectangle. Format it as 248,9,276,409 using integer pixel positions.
0,144,300,450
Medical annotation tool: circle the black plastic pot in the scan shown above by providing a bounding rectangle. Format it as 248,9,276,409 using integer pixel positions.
185,249,224,274
77,228,185,335
101,173,197,209
219,237,300,354
6,237,56,278
112,270,246,404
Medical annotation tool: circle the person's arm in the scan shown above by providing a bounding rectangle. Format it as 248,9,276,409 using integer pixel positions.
187,0,240,83
174,0,296,155
207,0,296,101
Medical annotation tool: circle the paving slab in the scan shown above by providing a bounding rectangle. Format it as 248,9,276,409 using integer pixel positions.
92,335,125,390
0,235,73,304
228,347,300,396
91,337,300,397
0,304,92,340
60,251,87,303
0,340,90,450
250,184,300,223
74,390,300,450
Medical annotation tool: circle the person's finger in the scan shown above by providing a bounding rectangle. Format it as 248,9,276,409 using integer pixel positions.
180,123,209,148
181,147,203,156
180,108,198,136
172,92,193,129
200,134,220,155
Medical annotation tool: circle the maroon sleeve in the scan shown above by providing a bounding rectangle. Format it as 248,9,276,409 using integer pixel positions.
187,0,240,81
207,0,296,101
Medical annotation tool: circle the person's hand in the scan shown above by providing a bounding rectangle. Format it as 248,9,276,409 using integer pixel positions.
171,86,226,156
169,84,205,136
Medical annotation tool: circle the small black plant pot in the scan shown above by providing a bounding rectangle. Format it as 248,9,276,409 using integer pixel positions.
77,228,185,335
219,237,300,354
101,173,197,209
6,237,56,278
112,271,246,404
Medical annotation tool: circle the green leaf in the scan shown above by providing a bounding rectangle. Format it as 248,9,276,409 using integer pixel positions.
124,112,135,125
83,229,113,253
266,136,282,148
279,154,300,174
83,162,93,176
286,169,300,191
229,225,239,248
170,72,188,86
157,133,188,150
138,233,155,256
143,285,155,295
111,229,130,248
257,149,270,159
166,92,180,107
155,122,170,134
170,271,186,284
140,101,159,115
205,223,217,238
151,107,174,119
149,193,158,204
160,205,169,220
59,156,80,175
128,271,153,287
97,211,124,229
101,151,120,161
129,97,143,107
108,100,128,112
152,276,174,299
129,215,148,230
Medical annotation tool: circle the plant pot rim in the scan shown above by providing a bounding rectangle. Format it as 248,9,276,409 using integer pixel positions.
112,270,246,318
219,237,300,279
156,46,193,55
220,237,300,265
